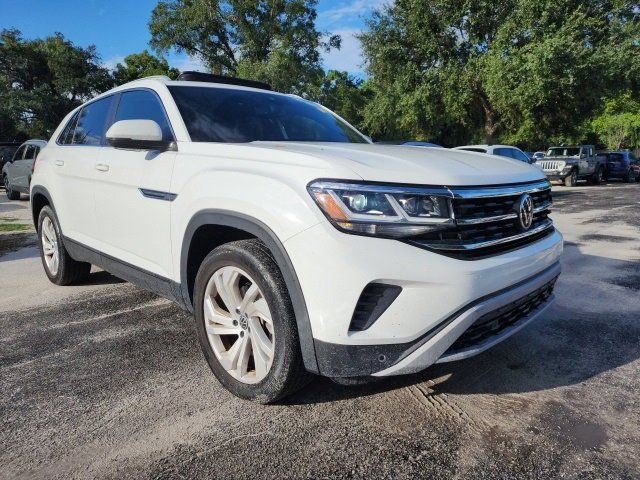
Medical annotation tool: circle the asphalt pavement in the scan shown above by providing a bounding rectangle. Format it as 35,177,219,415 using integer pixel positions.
1,182,639,479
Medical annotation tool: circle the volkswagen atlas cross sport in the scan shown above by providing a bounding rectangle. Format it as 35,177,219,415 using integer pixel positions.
30,72,563,402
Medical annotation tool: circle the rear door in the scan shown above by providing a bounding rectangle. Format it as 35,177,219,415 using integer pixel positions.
93,89,176,278
49,96,114,246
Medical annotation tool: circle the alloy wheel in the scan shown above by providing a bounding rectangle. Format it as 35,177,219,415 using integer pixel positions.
41,217,59,275
203,266,275,384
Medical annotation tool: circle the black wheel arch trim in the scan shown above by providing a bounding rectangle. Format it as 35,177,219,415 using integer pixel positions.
180,210,319,374
30,185,55,225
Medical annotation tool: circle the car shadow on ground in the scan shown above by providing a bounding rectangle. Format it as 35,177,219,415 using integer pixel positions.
286,245,640,405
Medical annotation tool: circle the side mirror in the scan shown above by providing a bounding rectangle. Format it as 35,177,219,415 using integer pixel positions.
106,120,172,151
580,153,586,159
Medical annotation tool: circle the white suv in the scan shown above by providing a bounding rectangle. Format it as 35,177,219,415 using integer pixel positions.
30,73,563,402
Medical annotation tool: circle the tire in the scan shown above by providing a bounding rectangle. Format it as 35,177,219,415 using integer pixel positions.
564,169,578,187
37,206,91,285
4,175,20,200
590,166,603,185
624,169,636,183
193,239,310,403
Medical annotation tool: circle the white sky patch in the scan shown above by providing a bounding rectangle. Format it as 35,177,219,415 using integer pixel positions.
322,28,365,75
320,0,388,24
101,55,125,71
170,55,208,73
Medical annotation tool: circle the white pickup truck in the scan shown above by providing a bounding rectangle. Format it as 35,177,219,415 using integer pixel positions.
30,72,563,402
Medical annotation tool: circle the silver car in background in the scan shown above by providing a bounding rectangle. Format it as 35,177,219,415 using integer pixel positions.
2,139,46,200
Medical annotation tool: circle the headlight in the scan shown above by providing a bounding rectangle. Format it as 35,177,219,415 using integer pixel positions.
307,180,453,238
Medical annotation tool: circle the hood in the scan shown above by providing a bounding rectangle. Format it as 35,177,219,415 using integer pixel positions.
250,142,545,186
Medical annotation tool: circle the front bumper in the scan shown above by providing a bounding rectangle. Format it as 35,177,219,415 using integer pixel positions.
284,220,563,377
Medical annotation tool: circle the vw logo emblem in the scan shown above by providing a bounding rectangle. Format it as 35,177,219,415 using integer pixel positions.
239,313,249,330
517,193,534,231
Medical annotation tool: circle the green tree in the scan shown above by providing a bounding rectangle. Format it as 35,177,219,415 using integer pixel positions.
0,29,113,140
359,1,639,148
148,0,340,95
318,70,370,129
591,93,640,150
113,50,179,85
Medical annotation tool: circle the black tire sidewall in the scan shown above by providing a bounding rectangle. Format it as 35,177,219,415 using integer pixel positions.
37,206,65,283
193,241,301,402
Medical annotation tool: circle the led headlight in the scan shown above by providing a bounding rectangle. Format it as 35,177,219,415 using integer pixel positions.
307,180,453,238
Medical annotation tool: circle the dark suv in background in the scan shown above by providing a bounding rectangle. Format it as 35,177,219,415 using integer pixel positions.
601,151,640,183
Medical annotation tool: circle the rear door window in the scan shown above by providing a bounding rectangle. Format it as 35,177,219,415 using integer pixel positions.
24,145,37,160
72,96,114,146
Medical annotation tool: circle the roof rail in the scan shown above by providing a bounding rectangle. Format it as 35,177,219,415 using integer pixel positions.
176,71,272,91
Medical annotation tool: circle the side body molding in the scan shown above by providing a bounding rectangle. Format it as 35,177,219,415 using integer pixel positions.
180,210,319,373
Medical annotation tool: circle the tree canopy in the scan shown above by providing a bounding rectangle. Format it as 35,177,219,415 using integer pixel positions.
113,50,180,85
0,29,112,140
149,0,340,95
359,0,640,148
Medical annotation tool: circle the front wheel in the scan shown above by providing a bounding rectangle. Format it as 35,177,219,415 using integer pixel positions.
564,169,578,187
4,175,20,200
37,206,91,285
193,239,310,403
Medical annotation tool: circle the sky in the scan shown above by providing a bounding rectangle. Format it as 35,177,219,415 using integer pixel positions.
0,0,386,77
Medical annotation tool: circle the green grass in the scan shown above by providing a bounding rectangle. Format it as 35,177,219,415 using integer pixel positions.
0,223,30,232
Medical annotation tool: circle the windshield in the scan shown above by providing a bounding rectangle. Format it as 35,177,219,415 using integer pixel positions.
547,147,580,157
169,85,368,143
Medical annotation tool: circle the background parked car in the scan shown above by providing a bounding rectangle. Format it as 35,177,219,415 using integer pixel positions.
453,144,534,163
2,139,46,200
0,141,21,173
536,145,605,187
376,140,443,147
600,150,640,183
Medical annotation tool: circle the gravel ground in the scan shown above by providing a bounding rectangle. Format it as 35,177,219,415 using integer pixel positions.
1,181,639,479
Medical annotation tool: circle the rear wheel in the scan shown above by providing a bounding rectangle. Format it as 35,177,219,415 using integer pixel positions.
624,168,636,183
564,169,578,187
37,206,91,285
590,166,603,185
4,175,20,200
193,239,310,403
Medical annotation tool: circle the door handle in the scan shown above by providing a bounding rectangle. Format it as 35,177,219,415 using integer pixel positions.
95,164,110,172
54,160,64,166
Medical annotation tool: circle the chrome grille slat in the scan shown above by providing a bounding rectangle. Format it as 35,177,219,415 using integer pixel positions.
409,180,554,259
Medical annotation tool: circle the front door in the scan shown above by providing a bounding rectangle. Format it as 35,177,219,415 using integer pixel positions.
92,89,176,279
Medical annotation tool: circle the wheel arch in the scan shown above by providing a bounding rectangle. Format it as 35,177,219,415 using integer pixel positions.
30,185,54,227
180,210,319,373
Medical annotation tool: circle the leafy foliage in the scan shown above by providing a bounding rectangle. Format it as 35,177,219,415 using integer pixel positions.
359,0,639,148
149,0,340,95
0,29,112,140
591,93,640,149
113,50,179,85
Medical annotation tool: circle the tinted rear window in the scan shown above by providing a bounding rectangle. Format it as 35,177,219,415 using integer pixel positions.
169,85,367,143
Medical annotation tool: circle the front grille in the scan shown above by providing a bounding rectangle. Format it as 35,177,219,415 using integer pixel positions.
539,160,564,171
445,277,557,353
408,180,554,259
